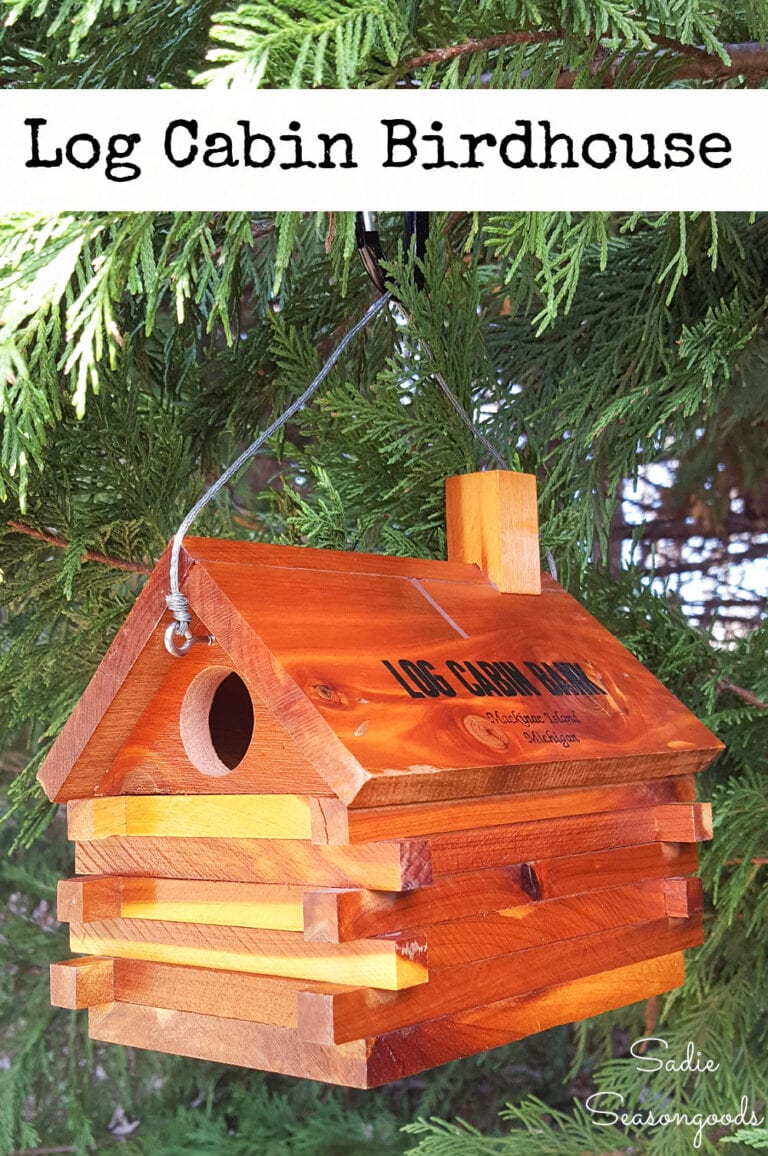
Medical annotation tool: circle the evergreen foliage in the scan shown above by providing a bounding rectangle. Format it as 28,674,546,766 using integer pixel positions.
1,2,767,1153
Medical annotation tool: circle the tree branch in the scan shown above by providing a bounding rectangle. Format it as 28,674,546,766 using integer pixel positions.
556,41,768,86
7,521,153,576
402,35,768,86
402,31,560,72
716,678,767,709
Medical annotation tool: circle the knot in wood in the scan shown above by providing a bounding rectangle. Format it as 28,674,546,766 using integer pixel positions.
462,714,509,752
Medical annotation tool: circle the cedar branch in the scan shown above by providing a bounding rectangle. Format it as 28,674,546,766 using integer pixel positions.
403,31,561,71
7,521,153,575
716,678,767,709
401,36,768,86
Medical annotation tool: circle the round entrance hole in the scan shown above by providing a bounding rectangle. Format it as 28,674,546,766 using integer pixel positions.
181,667,254,777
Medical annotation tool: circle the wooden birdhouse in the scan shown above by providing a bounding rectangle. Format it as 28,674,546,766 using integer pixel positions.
41,472,722,1088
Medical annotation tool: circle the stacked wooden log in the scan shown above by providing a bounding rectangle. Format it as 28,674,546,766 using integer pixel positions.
51,784,710,1087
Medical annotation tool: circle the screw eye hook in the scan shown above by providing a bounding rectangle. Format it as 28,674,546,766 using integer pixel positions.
164,622,214,658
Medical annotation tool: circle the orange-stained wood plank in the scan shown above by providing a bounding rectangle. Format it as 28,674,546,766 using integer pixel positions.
348,750,716,809
181,537,488,584
50,957,114,1009
98,634,331,798
663,877,704,919
68,795,312,841
110,959,357,1028
37,528,723,810
69,918,428,990
57,877,306,931
74,836,432,891
58,877,122,923
536,839,700,899
89,1001,372,1086
186,556,723,808
67,798,127,840
446,471,541,594
425,804,710,880
304,841,700,943
424,880,671,967
297,914,703,1045
36,544,182,803
310,776,697,844
655,802,713,842
88,952,686,1088
304,866,530,944
364,952,687,1086
119,878,305,930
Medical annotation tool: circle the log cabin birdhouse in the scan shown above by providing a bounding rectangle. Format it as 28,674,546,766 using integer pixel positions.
41,472,722,1088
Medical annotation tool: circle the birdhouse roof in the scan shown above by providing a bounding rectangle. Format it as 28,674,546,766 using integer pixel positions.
37,535,723,807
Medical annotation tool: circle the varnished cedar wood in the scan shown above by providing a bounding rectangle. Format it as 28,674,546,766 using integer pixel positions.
58,876,306,931
61,875,699,1026
87,948,690,1087
68,918,428,990
58,840,699,936
55,873,700,1023
38,501,718,1081
65,878,688,979
303,841,700,942
296,913,704,1046
67,774,694,843
72,801,711,889
50,956,114,1010
446,471,541,594
38,537,723,806
37,539,487,802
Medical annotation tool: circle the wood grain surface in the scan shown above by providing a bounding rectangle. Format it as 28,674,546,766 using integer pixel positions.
36,543,186,802
297,914,703,1044
110,959,357,1028
347,750,715,809
58,877,306,931
180,537,490,584
98,637,332,798
535,839,699,899
663,877,704,918
446,471,541,594
50,956,114,1009
89,1000,372,1085
310,775,696,844
69,918,428,990
424,804,711,878
364,951,687,1085
420,880,672,967
68,795,313,841
58,876,123,922
74,836,432,890
303,840,699,942
86,951,686,1087
185,556,722,807
38,526,722,808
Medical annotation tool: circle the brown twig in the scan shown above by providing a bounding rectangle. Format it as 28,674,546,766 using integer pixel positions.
7,521,153,576
402,31,561,72
402,35,768,86
716,678,767,709
724,858,768,866
556,41,768,87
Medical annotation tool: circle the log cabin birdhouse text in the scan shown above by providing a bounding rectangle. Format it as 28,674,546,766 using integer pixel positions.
41,472,722,1087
